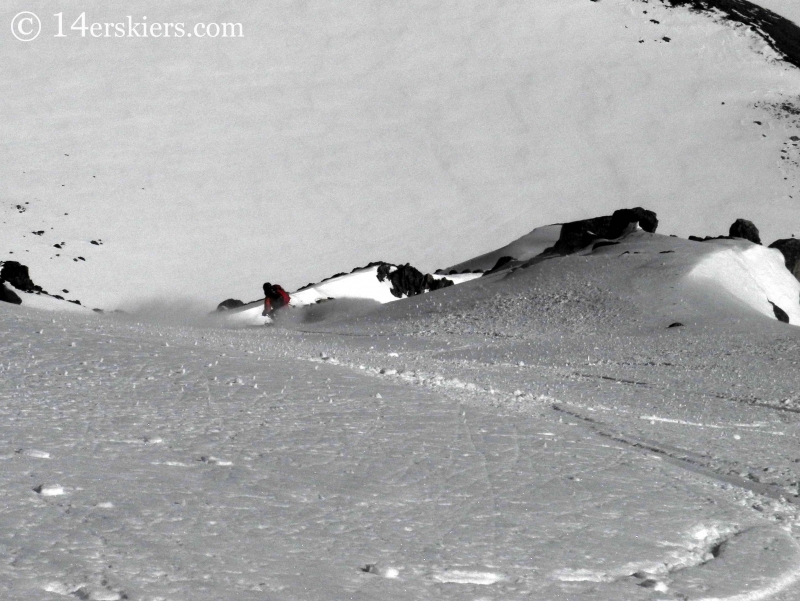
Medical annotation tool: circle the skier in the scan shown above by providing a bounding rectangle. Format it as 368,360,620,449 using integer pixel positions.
262,282,274,317
262,282,291,317
272,284,290,310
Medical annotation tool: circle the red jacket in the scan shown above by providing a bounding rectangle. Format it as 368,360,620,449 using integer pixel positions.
273,285,290,308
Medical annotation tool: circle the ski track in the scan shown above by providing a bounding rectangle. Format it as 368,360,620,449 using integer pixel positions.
2,309,800,599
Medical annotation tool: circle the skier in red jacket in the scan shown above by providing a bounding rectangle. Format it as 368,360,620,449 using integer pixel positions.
262,282,290,317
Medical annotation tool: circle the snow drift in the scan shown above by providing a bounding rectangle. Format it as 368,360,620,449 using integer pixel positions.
687,239,800,324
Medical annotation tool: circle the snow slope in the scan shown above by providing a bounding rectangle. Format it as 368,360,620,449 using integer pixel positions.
3,0,800,308
3,290,800,600
443,226,800,327
3,219,800,598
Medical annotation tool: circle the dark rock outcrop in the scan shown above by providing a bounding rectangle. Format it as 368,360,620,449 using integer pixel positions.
216,299,246,311
769,238,800,281
542,207,658,256
770,301,790,323
481,255,520,276
688,235,734,243
0,282,21,305
663,0,800,71
490,256,515,271
0,261,38,293
0,260,90,308
610,208,658,235
377,263,453,298
729,219,761,244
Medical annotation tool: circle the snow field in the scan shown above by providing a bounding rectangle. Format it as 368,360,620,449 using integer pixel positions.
3,306,800,599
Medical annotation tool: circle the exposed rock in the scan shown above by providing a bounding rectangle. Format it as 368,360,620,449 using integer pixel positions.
542,207,658,256
482,255,518,276
667,322,684,328
0,282,21,305
543,215,613,257
610,207,658,235
769,238,800,281
490,256,515,271
689,235,733,243
377,263,453,298
770,301,790,323
0,261,37,293
216,298,246,312
729,219,761,244
663,0,800,71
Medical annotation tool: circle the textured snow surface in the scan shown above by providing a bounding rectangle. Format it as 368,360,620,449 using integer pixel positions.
4,229,800,599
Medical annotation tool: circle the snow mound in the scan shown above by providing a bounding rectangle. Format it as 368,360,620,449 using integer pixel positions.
687,240,800,324
358,231,800,338
669,526,800,601
216,265,481,326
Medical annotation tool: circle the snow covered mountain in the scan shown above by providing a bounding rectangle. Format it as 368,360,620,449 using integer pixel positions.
3,0,800,309
5,215,800,599
6,3,800,599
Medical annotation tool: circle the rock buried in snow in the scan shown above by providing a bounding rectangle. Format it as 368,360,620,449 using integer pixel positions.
0,261,38,293
376,263,453,298
216,298,245,311
609,207,658,235
33,484,65,496
541,207,658,256
361,564,400,578
769,238,800,281
729,218,761,244
668,322,684,328
769,301,790,323
0,282,21,305
483,255,517,275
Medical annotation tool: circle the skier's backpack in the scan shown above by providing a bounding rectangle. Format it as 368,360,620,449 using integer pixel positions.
274,285,290,309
